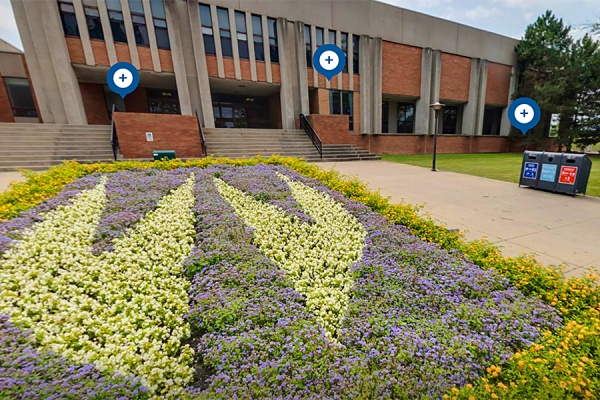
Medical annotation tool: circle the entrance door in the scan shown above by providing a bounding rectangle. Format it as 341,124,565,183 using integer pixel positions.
212,93,271,128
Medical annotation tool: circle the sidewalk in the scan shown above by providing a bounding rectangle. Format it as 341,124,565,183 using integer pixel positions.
317,160,600,278
0,172,24,192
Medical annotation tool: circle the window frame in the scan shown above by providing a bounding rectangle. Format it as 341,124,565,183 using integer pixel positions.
128,0,149,46
84,6,104,41
267,17,279,63
3,77,38,118
58,1,80,37
396,102,415,134
150,0,170,50
341,32,348,72
442,106,458,134
353,35,359,74
329,89,354,131
235,11,249,60
217,7,233,57
199,4,216,55
106,0,127,44
251,14,264,62
305,25,312,68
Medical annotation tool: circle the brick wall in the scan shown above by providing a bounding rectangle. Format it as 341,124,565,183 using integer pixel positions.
158,49,174,72
307,114,352,144
138,46,154,70
440,53,471,102
92,41,110,66
80,83,110,125
0,74,15,123
207,55,218,77
508,137,559,152
307,68,354,91
353,135,511,155
272,63,281,83
113,112,202,159
486,62,511,106
223,57,235,79
382,41,421,96
66,37,86,64
240,59,252,80
115,43,132,63
124,87,148,113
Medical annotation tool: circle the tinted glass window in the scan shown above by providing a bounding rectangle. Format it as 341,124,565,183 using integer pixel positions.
155,27,170,49
150,0,165,19
330,90,341,115
128,0,144,14
217,8,229,29
85,8,104,40
4,77,37,117
397,102,415,133
200,4,212,26
443,106,458,134
59,2,80,37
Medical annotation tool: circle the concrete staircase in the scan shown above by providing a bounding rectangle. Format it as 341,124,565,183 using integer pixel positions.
0,123,114,171
203,128,380,162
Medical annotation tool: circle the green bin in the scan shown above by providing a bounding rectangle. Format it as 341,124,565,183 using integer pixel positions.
152,150,176,161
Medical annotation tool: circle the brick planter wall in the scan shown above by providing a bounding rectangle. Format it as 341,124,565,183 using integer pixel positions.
113,112,202,159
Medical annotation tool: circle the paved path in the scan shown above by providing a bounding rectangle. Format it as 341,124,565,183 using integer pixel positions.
316,160,600,278
0,172,24,192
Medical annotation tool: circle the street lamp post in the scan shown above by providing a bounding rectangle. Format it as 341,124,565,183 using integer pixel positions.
430,101,445,171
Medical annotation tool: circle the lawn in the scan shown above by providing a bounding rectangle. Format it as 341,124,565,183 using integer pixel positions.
381,153,600,197
0,157,598,399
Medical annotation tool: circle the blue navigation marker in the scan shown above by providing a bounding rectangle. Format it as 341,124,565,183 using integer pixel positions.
106,62,139,99
508,97,541,135
313,44,346,81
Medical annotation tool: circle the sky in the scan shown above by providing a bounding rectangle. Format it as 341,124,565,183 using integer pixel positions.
0,0,598,50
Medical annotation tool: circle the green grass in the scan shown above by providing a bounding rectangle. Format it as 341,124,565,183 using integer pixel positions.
381,153,600,197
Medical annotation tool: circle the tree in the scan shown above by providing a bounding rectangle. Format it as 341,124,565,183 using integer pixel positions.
515,11,600,151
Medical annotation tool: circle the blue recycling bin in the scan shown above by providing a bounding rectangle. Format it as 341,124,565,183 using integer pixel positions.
519,151,542,189
537,152,562,192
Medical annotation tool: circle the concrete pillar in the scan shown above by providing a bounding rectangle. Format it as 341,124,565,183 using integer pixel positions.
414,48,432,135
72,0,95,65
277,17,295,129
142,0,161,71
14,0,87,124
359,35,371,134
119,0,140,68
474,60,488,135
187,0,214,127
97,0,118,65
164,0,193,115
372,37,382,134
311,25,318,88
245,12,258,82
294,21,309,115
427,49,441,135
500,64,517,136
228,9,242,80
461,58,480,135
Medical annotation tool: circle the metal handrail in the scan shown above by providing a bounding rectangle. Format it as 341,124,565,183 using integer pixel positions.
299,114,323,158
195,109,207,157
110,104,118,161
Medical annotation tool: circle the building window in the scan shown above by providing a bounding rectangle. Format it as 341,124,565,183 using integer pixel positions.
443,106,458,134
199,4,215,55
128,0,149,46
150,0,169,49
316,27,324,50
341,32,348,72
4,77,37,117
397,102,415,133
217,8,233,57
235,11,249,59
353,35,359,74
382,101,389,133
267,17,278,63
106,0,127,43
482,108,502,135
330,90,354,131
251,15,264,61
58,1,80,37
329,30,336,45
84,4,104,41
305,25,312,68
147,88,180,114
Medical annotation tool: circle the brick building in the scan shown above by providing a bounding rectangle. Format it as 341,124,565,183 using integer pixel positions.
3,0,526,157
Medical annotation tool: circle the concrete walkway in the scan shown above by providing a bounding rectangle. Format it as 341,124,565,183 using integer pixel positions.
317,160,600,278
0,172,24,192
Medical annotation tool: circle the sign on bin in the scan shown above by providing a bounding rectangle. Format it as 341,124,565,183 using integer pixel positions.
540,164,558,182
559,166,578,185
523,162,539,179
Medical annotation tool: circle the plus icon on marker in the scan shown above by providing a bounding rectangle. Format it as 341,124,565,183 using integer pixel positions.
325,56,334,64
520,109,528,118
119,74,128,83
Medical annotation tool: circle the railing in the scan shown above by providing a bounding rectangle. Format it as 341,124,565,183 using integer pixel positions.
299,114,323,158
110,104,118,161
195,109,207,157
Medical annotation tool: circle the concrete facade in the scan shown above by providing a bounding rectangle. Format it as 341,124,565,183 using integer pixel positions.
5,0,522,154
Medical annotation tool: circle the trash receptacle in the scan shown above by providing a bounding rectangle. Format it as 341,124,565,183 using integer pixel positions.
555,153,593,195
152,150,176,160
519,151,542,189
537,152,562,192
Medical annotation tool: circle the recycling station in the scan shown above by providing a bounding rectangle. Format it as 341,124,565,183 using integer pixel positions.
519,151,593,195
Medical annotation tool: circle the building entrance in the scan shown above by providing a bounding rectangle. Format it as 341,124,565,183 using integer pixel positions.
212,93,271,129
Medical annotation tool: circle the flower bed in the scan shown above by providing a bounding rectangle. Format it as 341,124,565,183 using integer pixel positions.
0,157,598,399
